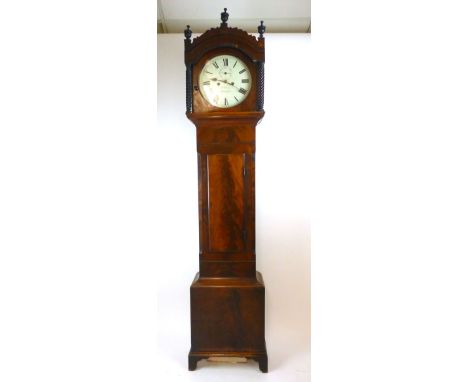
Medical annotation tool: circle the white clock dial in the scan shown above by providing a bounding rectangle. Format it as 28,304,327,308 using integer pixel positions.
198,54,252,108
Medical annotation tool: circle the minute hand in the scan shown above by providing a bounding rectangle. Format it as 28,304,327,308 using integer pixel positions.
219,79,240,90
208,78,241,91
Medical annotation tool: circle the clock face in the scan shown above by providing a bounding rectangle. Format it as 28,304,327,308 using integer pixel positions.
198,54,252,108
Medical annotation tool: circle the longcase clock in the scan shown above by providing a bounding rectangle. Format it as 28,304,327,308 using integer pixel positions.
184,9,268,373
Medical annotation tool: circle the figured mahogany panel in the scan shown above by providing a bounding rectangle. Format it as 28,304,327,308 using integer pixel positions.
190,272,266,351
189,271,268,372
207,153,245,252
197,124,254,144
194,121,259,264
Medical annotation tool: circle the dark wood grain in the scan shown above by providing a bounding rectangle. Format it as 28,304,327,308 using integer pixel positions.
189,272,268,372
208,154,245,252
190,114,262,279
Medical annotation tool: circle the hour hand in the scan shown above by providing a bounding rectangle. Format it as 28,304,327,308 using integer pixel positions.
221,79,239,89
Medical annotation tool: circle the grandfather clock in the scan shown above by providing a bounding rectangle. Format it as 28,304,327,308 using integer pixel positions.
184,9,268,373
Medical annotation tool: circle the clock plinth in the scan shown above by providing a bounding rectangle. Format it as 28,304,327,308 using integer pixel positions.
184,11,268,373
188,272,268,373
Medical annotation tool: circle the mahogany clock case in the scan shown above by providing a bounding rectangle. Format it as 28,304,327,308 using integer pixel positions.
184,10,268,373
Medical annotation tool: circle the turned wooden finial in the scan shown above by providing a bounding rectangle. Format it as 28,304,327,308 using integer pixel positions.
221,8,229,27
184,25,192,40
258,20,266,38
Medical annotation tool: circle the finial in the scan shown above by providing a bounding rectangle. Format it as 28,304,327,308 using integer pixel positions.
221,8,229,26
184,25,192,40
258,20,266,38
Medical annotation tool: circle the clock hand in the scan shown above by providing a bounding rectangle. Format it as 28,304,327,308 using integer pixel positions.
219,79,240,90
207,78,241,91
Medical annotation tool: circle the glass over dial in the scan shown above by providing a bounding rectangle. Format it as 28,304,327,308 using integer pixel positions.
198,54,252,108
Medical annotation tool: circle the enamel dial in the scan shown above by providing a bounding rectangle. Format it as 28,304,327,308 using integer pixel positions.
198,54,252,108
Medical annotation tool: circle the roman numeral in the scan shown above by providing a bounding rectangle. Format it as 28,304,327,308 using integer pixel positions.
241,79,249,83
205,70,213,74
213,61,219,69
202,81,210,85
223,58,228,66
239,69,246,74
224,98,228,106
234,96,239,102
239,88,247,95
233,60,238,68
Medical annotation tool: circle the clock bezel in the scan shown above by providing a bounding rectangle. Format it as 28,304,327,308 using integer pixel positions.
192,47,257,113
198,54,252,109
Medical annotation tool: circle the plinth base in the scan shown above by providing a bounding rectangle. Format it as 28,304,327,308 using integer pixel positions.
188,271,268,373
188,349,268,372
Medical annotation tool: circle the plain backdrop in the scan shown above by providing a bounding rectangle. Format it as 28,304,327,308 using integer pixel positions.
1,1,468,382
156,33,311,381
